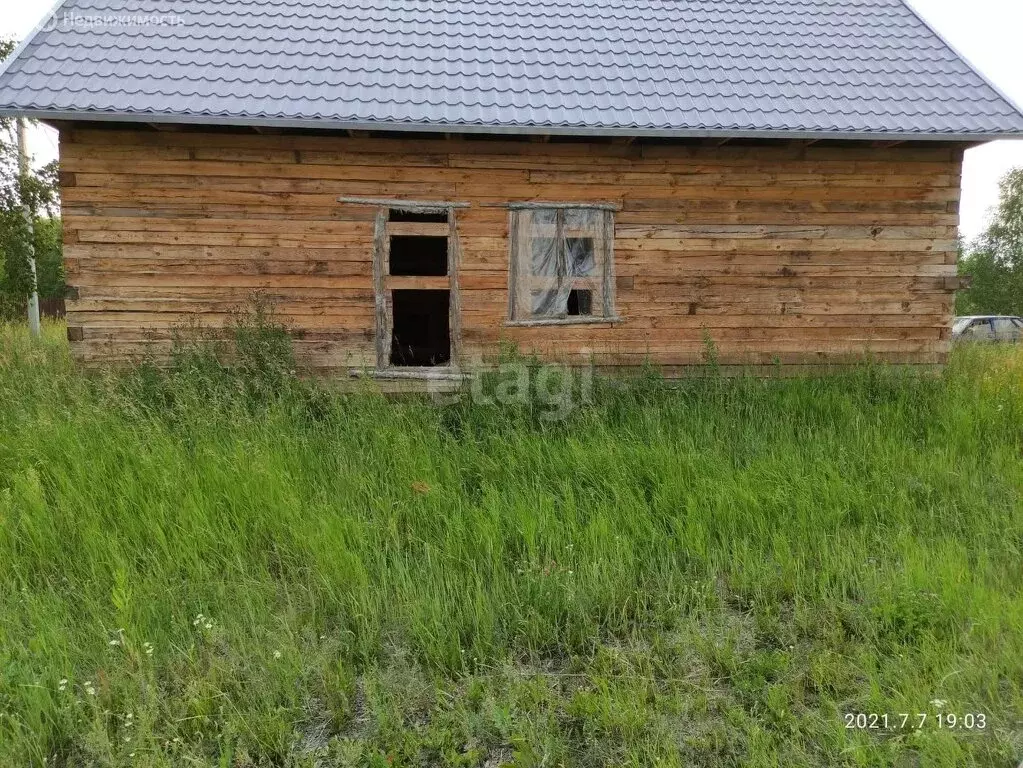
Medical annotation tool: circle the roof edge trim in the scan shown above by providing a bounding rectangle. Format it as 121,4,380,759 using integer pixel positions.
0,0,74,82
899,0,1023,122
5,108,1023,142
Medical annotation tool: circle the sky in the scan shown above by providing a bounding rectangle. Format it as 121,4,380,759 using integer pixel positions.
1,0,1022,243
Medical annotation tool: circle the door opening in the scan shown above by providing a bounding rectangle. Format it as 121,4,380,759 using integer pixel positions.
390,290,451,367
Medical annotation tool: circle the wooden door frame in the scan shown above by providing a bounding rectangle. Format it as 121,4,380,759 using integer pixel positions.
361,200,466,373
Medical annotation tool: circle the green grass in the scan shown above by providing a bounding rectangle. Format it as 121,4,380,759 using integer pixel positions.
0,319,1021,767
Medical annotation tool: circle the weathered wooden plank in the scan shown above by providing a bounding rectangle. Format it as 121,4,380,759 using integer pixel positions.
67,258,374,278
385,276,451,290
67,215,375,235
614,224,953,240
371,209,389,369
65,244,377,262
386,222,449,237
528,170,954,188
449,206,464,368
615,238,958,253
62,157,531,185
62,142,959,177
64,128,958,162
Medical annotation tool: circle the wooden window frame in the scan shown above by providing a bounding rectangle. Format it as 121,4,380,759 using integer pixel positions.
505,203,621,327
336,198,467,375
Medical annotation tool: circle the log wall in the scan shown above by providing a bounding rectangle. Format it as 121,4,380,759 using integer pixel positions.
58,126,964,373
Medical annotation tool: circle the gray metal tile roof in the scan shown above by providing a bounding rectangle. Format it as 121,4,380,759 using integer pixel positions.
1,0,1022,139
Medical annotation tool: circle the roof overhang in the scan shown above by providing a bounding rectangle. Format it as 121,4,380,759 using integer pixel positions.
6,107,1022,143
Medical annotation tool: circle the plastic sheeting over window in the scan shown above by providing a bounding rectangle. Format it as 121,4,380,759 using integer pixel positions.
509,207,616,322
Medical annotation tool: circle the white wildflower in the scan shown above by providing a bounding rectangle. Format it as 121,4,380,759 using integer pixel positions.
108,639,121,647
272,650,282,660
58,679,68,692
84,682,96,696
193,613,205,626
930,698,947,708
143,642,154,656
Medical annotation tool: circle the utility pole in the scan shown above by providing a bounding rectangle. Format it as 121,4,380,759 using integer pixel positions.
17,118,41,338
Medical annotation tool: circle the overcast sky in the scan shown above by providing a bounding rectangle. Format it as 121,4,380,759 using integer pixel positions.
2,0,1022,242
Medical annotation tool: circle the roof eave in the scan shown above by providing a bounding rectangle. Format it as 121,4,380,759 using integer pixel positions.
5,107,1023,143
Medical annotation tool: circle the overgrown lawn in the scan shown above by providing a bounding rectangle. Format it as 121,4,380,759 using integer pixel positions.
0,321,1021,766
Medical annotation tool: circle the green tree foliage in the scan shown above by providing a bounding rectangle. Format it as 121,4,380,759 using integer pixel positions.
32,215,64,298
0,37,63,319
957,167,1023,315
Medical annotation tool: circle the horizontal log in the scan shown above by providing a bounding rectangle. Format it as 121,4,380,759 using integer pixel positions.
67,257,374,278
62,141,959,175
528,170,953,188
614,224,953,240
65,244,376,262
386,222,449,237
615,238,958,253
384,276,453,291
64,127,958,162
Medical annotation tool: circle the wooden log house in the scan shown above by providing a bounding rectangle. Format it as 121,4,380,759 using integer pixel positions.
2,0,1022,378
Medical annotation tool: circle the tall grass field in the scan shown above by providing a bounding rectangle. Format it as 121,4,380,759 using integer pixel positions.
0,319,1021,767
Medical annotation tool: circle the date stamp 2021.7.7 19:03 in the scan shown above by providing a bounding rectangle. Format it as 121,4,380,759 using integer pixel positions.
844,711,988,733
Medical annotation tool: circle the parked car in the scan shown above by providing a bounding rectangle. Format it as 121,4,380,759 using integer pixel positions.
952,316,1023,343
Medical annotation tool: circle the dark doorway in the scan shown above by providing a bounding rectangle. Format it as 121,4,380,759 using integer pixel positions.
389,236,448,276
390,290,451,367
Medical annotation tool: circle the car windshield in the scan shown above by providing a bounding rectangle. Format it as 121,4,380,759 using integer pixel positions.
953,318,973,335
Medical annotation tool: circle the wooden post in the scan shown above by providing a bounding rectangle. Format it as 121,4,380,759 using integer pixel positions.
601,209,616,318
17,119,41,338
372,208,389,369
447,208,462,370
507,209,520,321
